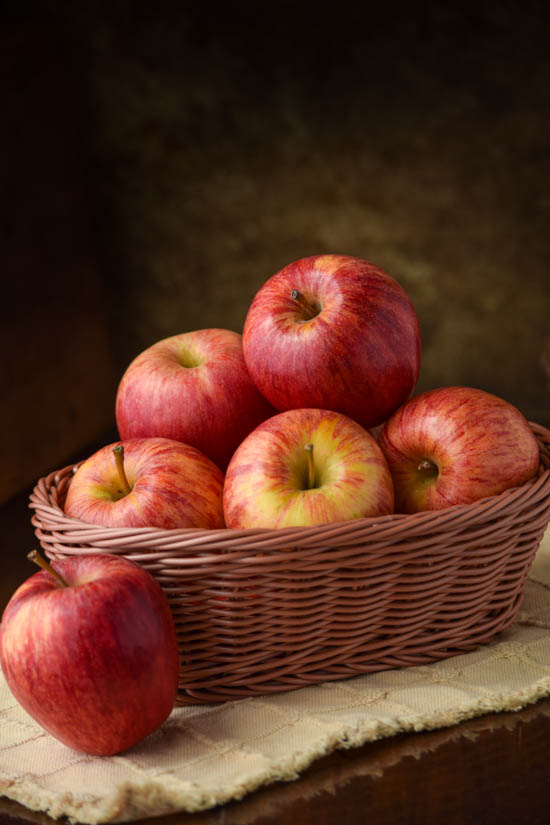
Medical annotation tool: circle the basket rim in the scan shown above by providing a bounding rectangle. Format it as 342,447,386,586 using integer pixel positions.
29,421,550,541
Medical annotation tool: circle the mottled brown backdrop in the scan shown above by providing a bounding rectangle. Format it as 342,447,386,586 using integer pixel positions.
3,1,549,498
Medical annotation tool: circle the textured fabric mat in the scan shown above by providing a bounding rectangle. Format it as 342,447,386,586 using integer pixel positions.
1,528,550,824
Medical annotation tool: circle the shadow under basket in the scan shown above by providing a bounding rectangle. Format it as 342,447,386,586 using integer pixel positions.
30,423,550,705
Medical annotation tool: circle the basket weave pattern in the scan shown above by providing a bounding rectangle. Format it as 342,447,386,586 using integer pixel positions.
30,424,550,704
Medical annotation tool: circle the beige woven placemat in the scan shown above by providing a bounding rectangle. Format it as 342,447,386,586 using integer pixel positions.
2,528,550,825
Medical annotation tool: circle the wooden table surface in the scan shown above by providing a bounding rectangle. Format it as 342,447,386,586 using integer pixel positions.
1,487,549,825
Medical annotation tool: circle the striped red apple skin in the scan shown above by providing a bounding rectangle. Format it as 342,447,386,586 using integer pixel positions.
65,437,225,529
0,554,179,756
243,254,421,430
223,408,394,529
378,386,540,513
116,329,275,471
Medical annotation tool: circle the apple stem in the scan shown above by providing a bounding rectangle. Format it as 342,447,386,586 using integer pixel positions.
113,445,132,495
28,550,68,588
290,289,317,320
305,443,316,489
417,459,438,476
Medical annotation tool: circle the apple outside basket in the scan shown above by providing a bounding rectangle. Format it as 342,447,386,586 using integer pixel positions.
29,422,550,705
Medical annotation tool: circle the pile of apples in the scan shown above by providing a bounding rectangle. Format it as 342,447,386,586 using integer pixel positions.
0,254,541,758
64,252,540,529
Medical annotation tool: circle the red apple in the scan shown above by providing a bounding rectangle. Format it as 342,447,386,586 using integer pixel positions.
242,254,421,430
64,437,225,529
0,552,179,755
223,408,394,529
115,328,275,470
378,386,540,513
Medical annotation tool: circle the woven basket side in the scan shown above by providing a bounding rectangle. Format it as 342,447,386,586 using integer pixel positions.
28,423,550,703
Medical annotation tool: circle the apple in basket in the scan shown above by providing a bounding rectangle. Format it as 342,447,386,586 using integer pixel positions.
64,437,225,529
242,254,421,430
223,408,395,528
0,552,179,755
378,386,540,513
116,328,275,470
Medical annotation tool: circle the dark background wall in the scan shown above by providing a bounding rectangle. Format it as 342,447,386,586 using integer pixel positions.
2,1,549,500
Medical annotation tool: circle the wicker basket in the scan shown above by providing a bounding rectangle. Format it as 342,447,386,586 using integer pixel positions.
29,423,550,705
